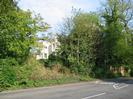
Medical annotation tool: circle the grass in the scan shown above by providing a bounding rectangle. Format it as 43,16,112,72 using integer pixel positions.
6,75,93,91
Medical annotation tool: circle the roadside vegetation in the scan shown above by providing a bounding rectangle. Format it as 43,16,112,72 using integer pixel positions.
0,0,133,91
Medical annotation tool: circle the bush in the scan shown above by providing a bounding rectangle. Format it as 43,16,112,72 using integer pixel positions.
15,56,44,85
0,56,90,91
93,68,105,78
130,67,133,77
70,65,86,75
0,58,18,91
39,57,63,68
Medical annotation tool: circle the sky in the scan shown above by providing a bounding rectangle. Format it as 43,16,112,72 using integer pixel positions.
18,0,104,34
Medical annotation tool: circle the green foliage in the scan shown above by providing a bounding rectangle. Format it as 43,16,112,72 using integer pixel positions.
0,0,49,91
58,11,100,76
39,53,63,68
0,0,48,63
0,58,18,91
79,75,94,81
1,0,133,92
96,0,133,74
58,1,133,77
0,56,82,91
130,66,133,77
93,68,105,78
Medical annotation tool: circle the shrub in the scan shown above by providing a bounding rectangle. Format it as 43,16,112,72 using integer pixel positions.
93,68,105,78
130,66,133,77
0,58,18,91
15,56,45,86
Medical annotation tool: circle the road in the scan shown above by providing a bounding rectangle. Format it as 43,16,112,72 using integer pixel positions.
0,78,133,99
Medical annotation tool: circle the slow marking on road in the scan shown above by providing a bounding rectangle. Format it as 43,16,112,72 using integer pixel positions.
82,92,106,99
113,84,128,90
113,83,119,89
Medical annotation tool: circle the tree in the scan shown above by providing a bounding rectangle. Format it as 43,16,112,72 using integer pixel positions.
0,0,49,90
58,11,101,75
0,0,48,62
100,0,133,71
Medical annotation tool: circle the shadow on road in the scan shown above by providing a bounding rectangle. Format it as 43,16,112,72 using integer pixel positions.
99,77,133,84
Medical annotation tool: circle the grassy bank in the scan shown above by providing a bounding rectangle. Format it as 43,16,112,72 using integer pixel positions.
7,75,93,91
0,57,93,92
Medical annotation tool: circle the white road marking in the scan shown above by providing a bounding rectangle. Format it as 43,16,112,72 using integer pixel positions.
82,92,106,99
96,81,129,90
98,82,115,85
95,81,115,85
116,84,128,90
113,83,128,90
113,83,119,89
95,81,99,84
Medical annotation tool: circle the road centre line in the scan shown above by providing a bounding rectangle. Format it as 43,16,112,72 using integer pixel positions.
81,92,106,99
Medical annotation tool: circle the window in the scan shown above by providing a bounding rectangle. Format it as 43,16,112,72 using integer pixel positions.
43,53,47,59
44,46,47,49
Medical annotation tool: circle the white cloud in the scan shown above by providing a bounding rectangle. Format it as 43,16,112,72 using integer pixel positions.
19,0,102,32
19,0,74,26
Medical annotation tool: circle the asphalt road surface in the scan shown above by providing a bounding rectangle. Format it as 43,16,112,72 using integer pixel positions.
0,78,133,99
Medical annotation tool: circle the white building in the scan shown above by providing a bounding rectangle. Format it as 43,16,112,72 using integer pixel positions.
36,37,59,60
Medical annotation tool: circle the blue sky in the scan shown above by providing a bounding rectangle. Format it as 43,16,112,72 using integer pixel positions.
18,0,105,33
